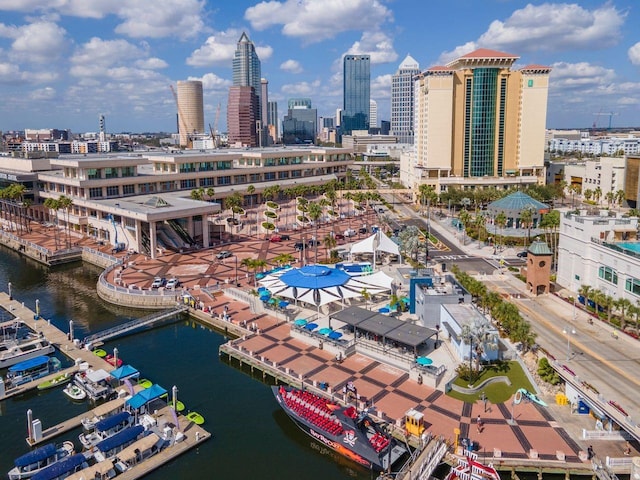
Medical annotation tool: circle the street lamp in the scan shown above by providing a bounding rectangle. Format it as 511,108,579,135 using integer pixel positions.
8,282,12,300
562,328,576,361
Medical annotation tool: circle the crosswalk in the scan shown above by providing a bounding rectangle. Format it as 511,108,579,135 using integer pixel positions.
431,254,470,260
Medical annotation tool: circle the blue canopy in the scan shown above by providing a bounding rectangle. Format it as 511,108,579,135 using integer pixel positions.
9,356,49,372
14,443,57,468
126,383,167,409
279,265,350,289
31,454,86,480
416,356,433,366
110,364,139,380
304,322,318,331
95,411,131,433
95,425,144,453
328,331,343,340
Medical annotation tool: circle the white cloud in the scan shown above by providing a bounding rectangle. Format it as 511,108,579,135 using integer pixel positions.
371,74,392,99
135,58,168,70
187,29,273,67
281,79,321,96
0,20,69,63
0,62,57,85
189,73,232,92
629,42,640,66
549,61,616,91
436,42,478,66
29,86,56,100
346,31,397,65
245,0,392,43
280,59,303,74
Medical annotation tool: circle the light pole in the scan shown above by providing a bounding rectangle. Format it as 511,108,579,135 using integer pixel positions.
8,282,12,300
562,328,576,360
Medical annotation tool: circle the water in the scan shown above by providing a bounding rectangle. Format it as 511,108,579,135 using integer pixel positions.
0,244,376,479
616,241,640,253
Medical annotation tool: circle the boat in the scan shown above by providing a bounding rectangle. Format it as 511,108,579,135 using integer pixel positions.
73,369,113,402
186,411,205,425
63,383,87,401
65,459,116,480
79,411,135,449
6,357,62,388
92,349,107,358
92,425,145,463
138,378,153,389
445,450,500,480
7,441,74,480
105,355,123,368
272,385,407,471
114,433,163,474
516,388,548,407
37,372,72,391
30,453,89,480
0,335,55,369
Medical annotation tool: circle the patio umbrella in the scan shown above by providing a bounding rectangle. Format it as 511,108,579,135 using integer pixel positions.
378,307,390,314
416,356,433,366
328,331,343,340
304,322,318,331
278,300,290,309
294,319,307,326
318,327,332,335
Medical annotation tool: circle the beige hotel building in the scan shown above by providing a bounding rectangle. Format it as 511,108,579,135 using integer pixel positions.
401,48,551,196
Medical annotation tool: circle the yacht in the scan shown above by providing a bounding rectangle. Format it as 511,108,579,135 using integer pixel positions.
0,333,54,369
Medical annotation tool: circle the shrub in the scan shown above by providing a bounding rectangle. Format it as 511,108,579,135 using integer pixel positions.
455,363,473,382
262,222,276,231
537,357,561,385
264,210,278,219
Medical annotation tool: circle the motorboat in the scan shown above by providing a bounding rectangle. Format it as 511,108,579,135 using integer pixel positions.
272,385,407,472
73,369,113,402
7,441,74,480
81,399,126,432
0,335,55,369
65,459,116,480
30,453,89,480
113,433,163,473
445,450,500,480
92,425,145,463
186,411,205,425
6,357,62,388
138,378,153,389
63,383,87,401
79,411,134,449
37,372,72,391
105,355,123,368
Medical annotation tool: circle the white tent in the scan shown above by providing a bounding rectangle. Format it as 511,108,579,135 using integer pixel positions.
350,231,400,256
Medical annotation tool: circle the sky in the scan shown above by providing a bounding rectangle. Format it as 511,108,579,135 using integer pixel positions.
0,0,639,134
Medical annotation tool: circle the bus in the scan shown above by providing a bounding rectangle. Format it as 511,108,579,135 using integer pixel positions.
6,356,62,388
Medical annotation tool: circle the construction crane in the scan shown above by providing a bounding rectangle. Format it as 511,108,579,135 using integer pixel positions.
592,111,619,130
169,84,190,148
209,103,221,148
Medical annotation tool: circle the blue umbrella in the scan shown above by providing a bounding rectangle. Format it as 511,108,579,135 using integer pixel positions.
328,331,343,340
268,298,277,305
278,300,289,308
318,327,332,335
304,322,318,331
378,307,390,314
416,356,433,366
294,318,307,326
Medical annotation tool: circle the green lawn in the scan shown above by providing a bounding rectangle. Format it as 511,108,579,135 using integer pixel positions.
447,360,535,404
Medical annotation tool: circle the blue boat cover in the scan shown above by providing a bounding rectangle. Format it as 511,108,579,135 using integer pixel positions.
110,364,139,380
95,425,144,453
31,453,86,480
14,443,56,467
95,411,131,432
126,383,167,409
8,356,49,372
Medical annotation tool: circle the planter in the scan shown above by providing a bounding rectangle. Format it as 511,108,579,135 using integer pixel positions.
264,210,278,219
296,197,308,205
266,201,279,210
327,210,338,217
232,207,245,216
262,222,276,231
297,204,308,213
297,215,310,224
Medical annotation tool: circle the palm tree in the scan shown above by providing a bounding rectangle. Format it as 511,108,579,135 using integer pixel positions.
605,191,615,208
58,195,73,248
241,258,267,287
569,184,582,208
190,187,204,200
614,297,632,331
594,186,602,205
206,187,215,201
615,189,625,209
272,253,295,268
361,288,371,310
584,189,593,202
323,233,337,261
43,197,61,249
307,202,323,263
519,207,534,246
578,285,592,311
398,225,421,262
494,211,507,250
460,320,499,384
224,192,243,221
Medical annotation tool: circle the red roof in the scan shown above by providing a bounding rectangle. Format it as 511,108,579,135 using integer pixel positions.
426,65,452,71
520,64,552,72
459,48,519,59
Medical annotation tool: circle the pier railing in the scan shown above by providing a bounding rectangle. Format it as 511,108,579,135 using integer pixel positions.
395,436,448,480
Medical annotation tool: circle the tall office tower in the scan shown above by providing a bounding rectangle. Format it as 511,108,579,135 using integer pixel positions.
369,99,378,129
98,114,106,142
342,54,370,134
336,108,342,128
282,98,317,144
391,54,420,144
233,33,262,121
176,80,205,147
267,101,279,141
411,48,550,191
260,78,269,146
227,86,258,147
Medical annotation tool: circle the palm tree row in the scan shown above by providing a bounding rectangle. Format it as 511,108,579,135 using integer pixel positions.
0,184,32,235
43,195,73,249
451,265,537,351
577,285,640,333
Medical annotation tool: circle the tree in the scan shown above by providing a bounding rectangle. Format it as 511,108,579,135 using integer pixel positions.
494,211,507,250
190,187,204,200
398,225,421,262
583,189,593,202
605,191,615,207
241,258,267,287
43,197,61,250
594,186,602,205
224,192,243,221
614,297,632,331
418,184,437,216
578,285,592,311
58,195,73,249
307,202,323,263
361,288,371,310
272,253,295,268
460,320,499,384
206,187,215,201
323,233,337,260
537,357,560,385
569,184,582,208
519,207,534,246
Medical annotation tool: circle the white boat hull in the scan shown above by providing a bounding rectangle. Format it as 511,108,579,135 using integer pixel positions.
0,341,55,369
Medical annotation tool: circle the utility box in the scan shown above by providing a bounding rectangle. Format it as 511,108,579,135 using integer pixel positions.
577,400,590,415
32,419,43,442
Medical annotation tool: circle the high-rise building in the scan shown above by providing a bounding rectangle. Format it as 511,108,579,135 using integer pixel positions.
391,54,420,144
283,98,317,145
336,108,342,128
229,32,262,147
176,80,205,147
342,55,370,134
407,48,550,192
369,99,378,130
260,78,269,146
227,86,258,147
267,101,279,142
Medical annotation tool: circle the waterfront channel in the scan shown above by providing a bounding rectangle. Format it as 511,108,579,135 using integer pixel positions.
0,244,377,480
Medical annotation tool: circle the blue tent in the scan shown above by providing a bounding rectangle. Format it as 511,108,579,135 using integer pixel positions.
31,454,86,480
9,356,49,372
14,443,56,468
110,364,139,381
95,425,144,453
95,411,131,433
126,383,167,409
279,265,350,289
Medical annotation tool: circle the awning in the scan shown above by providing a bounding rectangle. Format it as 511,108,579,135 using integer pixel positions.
14,444,56,468
31,454,87,480
116,433,160,464
95,425,144,453
385,322,437,348
85,369,111,383
330,306,378,326
66,460,114,480
95,411,132,433
110,364,139,380
126,384,168,409
357,315,403,337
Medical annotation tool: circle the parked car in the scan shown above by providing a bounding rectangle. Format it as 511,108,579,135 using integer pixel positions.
294,242,307,251
165,278,181,289
358,227,368,234
334,233,345,240
378,208,385,213
151,277,166,288
270,235,282,242
216,250,233,259
280,234,291,241
344,229,357,237
308,238,319,246
516,251,528,258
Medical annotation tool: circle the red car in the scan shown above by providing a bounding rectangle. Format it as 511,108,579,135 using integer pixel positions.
270,235,282,242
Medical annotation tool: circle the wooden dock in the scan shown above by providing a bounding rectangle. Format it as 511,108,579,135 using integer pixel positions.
1,366,78,402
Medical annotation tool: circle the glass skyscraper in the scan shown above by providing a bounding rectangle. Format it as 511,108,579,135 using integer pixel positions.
232,32,262,120
342,55,370,134
391,54,420,144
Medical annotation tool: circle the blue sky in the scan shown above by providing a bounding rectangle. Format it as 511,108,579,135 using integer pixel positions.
0,0,638,134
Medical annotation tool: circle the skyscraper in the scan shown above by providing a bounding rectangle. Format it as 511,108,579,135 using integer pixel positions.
369,99,378,129
267,101,279,142
282,98,317,145
260,78,269,145
342,55,370,134
409,48,551,192
176,80,204,147
391,54,420,144
229,32,262,147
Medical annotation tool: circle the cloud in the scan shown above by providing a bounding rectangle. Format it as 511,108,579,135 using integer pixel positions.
189,73,232,92
29,86,56,100
280,59,303,74
135,57,168,70
371,74,392,99
245,0,392,43
0,62,57,85
437,3,626,65
549,61,616,91
0,0,207,40
0,19,69,63
346,31,397,65
281,79,321,96
629,42,640,66
187,29,273,67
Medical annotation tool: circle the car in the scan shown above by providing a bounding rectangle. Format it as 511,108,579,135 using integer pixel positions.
516,251,528,258
216,250,233,259
280,234,291,241
165,278,181,289
334,233,345,240
308,238,319,246
270,235,282,242
294,242,307,251
358,227,368,234
151,277,166,288
344,229,357,237
378,208,385,213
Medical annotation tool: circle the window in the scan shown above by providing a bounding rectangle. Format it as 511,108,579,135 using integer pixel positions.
106,186,119,197
200,177,215,187
161,181,174,192
123,184,135,195
598,266,618,285
89,187,102,199
87,168,101,180
278,171,289,179
180,179,196,189
626,277,640,296
105,167,118,179
180,163,196,173
121,166,135,177
264,172,276,181
139,183,156,194
217,176,231,185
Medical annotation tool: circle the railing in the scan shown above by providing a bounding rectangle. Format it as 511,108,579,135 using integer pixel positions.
0,229,50,254
395,436,447,480
591,237,640,260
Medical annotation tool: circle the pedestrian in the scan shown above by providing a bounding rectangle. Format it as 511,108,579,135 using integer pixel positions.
587,445,594,460
624,442,632,456
476,415,483,433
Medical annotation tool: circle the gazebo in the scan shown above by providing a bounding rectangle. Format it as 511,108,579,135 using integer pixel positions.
486,191,550,229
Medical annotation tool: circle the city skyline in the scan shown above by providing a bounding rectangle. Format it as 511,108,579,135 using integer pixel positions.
0,0,638,133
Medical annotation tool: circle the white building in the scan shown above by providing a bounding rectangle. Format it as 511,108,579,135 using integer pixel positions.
391,54,420,145
549,135,640,156
369,99,378,129
556,209,640,301
440,304,500,363
561,157,626,201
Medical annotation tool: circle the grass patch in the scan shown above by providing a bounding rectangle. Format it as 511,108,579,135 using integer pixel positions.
447,360,535,404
